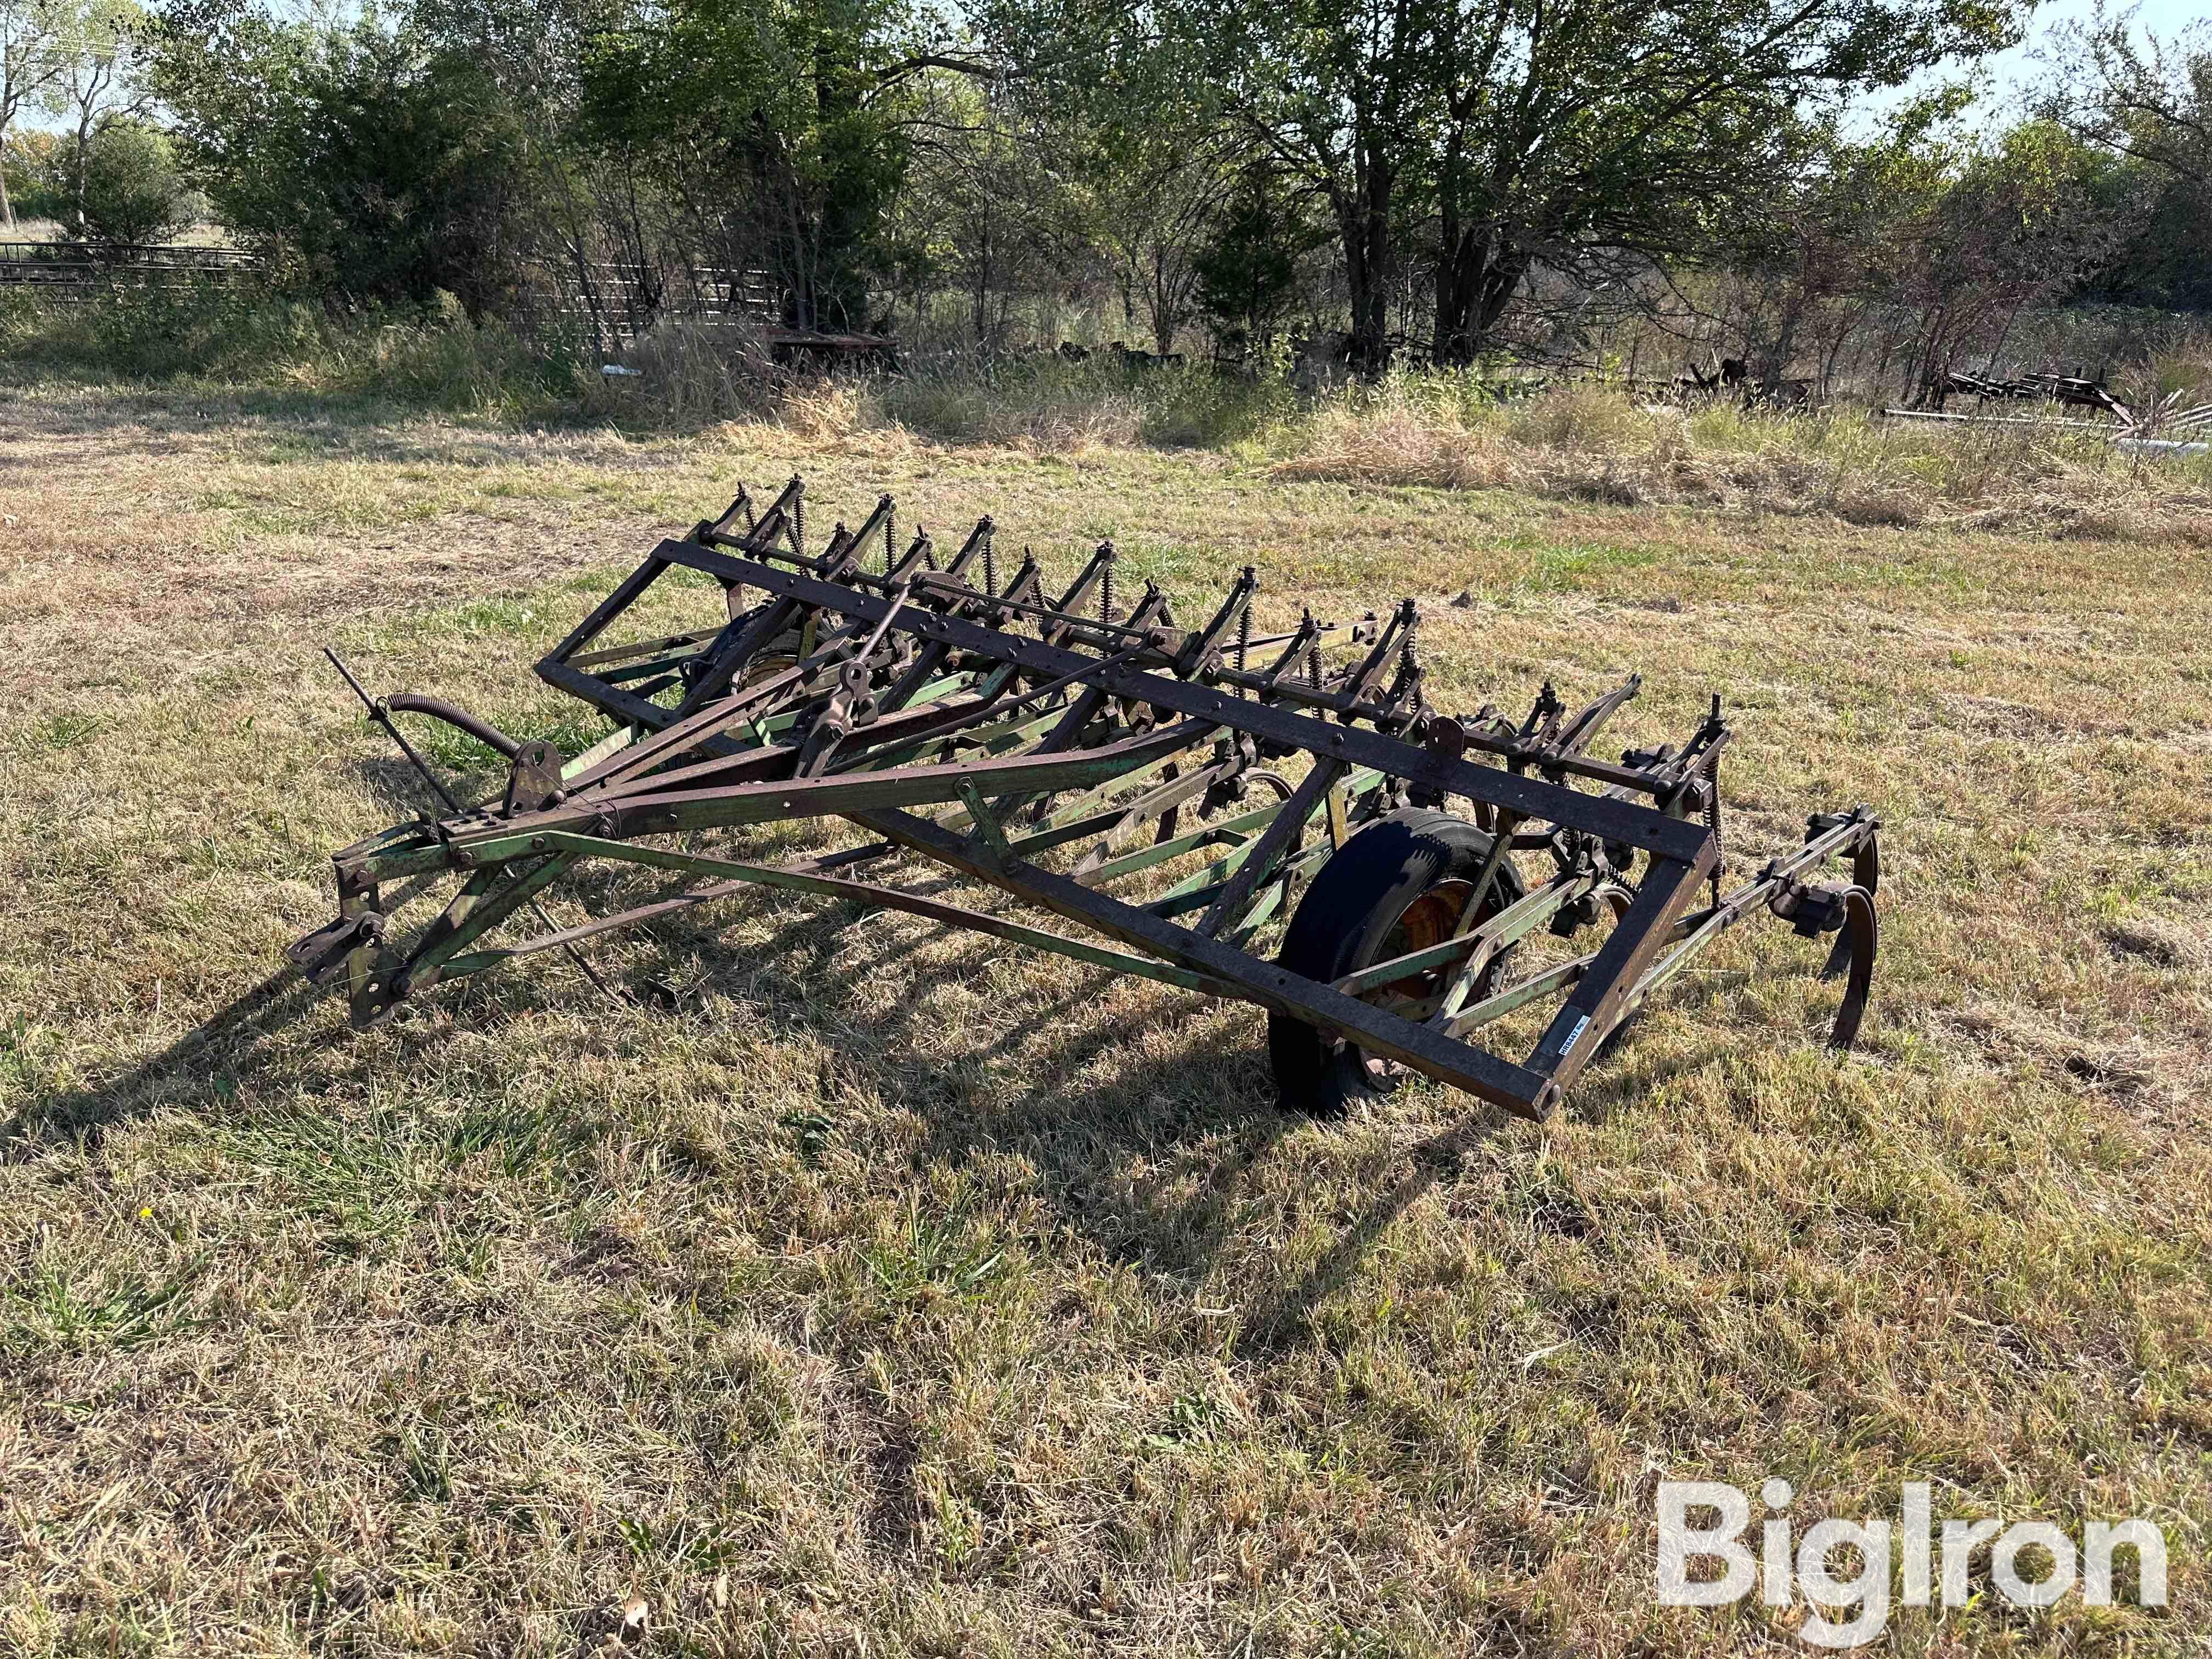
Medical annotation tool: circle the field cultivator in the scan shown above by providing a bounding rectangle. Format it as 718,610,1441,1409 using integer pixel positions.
292,478,1883,1119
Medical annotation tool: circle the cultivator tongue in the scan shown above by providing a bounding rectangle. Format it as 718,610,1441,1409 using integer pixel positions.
292,476,1881,1118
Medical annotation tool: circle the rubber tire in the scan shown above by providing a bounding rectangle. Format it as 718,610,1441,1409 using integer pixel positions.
1268,808,1527,1117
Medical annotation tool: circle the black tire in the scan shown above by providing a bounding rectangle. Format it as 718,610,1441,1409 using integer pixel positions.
1268,808,1527,1116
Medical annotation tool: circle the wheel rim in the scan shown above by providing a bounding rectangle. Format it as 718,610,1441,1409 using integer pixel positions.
738,652,799,690
1348,876,1509,1090
1373,879,1474,997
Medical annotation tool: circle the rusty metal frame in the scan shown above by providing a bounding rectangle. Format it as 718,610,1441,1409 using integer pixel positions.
293,477,1883,1121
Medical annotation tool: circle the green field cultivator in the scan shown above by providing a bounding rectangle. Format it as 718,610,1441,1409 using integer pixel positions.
292,477,1882,1118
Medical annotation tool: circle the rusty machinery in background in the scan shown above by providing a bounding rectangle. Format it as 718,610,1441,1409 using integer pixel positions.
292,478,1882,1119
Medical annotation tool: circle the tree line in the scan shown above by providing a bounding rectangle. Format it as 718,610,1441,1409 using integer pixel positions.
0,0,196,242
3,0,2209,390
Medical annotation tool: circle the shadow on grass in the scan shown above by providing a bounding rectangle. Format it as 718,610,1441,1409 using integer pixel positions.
2,827,1703,1361
2,967,326,1158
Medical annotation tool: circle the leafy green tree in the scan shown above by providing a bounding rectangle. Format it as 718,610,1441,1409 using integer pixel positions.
578,0,970,331
58,0,153,239
1,0,70,225
1905,120,2133,393
2047,5,2212,309
77,115,190,244
153,4,533,314
0,123,64,219
1193,163,1329,355
1079,118,1233,355
993,0,2032,369
893,73,1093,346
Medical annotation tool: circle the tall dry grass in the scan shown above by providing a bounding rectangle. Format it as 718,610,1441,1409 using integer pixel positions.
586,325,1296,450
1272,374,2212,540
588,327,2212,541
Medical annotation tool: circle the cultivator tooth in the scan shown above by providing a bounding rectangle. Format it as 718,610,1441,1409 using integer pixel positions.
295,476,1885,1120
286,910,383,985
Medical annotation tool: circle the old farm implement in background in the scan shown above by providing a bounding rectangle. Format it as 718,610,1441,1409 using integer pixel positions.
292,478,1883,1119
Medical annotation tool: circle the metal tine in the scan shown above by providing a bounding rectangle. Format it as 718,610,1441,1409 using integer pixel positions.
699,484,753,542
1549,673,1643,758
1000,549,1043,608
853,493,893,549
1177,565,1258,678
744,477,804,552
1340,597,1415,706
830,494,893,575
1638,696,1730,788
693,474,808,563
742,500,789,557
1257,608,1321,690
883,521,998,614
1517,680,1564,744
889,529,936,582
1383,626,1423,712
943,517,995,586
1048,541,1115,641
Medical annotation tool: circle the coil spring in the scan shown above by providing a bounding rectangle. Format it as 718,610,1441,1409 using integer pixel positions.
1101,557,1117,624
885,504,896,575
1234,602,1251,673
1706,760,1723,905
982,534,998,598
791,487,804,557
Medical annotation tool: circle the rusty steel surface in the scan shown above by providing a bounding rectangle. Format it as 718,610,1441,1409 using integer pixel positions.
293,476,1884,1121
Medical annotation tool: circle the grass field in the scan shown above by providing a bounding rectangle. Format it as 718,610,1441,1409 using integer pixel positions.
1,376,2208,1656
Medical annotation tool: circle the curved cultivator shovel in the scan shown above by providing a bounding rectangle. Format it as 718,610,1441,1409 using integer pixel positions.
291,477,1882,1119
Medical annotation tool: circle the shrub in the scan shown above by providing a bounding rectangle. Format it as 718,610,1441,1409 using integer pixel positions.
79,122,196,249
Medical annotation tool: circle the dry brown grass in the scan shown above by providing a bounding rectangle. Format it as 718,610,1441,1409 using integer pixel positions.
584,342,1157,455
1274,382,2212,541
1,378,2208,1656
